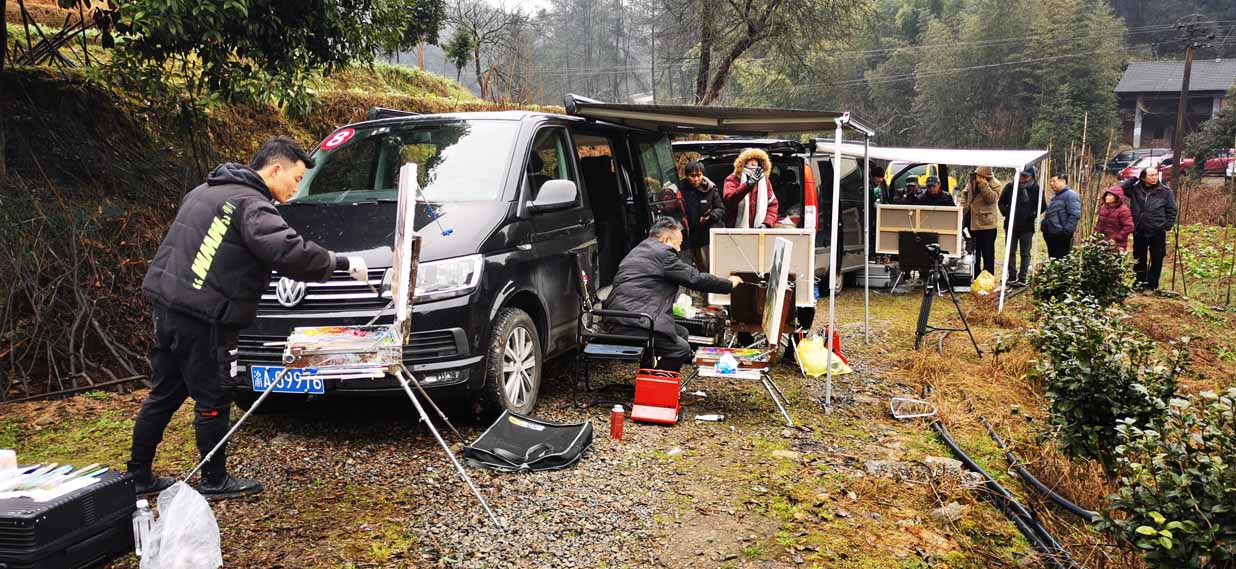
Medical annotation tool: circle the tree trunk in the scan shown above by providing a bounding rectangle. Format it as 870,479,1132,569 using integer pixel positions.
699,33,758,106
694,6,712,104
472,42,486,100
2,0,8,75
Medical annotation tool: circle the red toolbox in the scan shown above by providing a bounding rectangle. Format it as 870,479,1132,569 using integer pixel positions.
630,369,681,425
0,471,136,569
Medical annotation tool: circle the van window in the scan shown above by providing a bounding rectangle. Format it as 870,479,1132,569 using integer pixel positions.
634,137,681,220
296,120,518,203
526,128,576,200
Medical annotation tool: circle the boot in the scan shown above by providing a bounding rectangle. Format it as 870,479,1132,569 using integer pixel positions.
197,474,263,500
127,462,177,496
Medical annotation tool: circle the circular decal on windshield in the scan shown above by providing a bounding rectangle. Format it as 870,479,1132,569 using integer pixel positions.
320,128,355,150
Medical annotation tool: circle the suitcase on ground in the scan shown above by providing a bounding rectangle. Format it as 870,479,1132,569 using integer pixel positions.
0,471,136,569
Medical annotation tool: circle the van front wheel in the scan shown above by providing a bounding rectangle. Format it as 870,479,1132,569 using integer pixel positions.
481,308,542,415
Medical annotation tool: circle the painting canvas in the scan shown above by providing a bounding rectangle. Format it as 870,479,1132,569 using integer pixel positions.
707,229,814,307
762,238,793,341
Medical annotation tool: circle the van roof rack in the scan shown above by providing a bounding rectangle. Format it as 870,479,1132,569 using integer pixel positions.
367,107,421,121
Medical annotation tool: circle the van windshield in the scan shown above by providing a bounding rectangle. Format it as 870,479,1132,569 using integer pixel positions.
294,119,518,203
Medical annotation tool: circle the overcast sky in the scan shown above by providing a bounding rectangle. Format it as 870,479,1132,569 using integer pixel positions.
488,0,553,14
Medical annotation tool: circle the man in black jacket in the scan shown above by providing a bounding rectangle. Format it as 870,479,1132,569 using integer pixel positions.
677,160,725,271
1125,166,1177,291
605,218,742,373
129,136,368,499
998,168,1040,284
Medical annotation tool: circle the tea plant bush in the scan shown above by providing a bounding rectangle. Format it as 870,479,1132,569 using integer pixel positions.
1031,234,1135,308
1030,297,1188,471
1105,389,1236,568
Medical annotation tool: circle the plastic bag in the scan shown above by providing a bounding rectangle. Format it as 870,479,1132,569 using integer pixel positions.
140,482,222,569
972,270,996,296
796,337,853,377
672,294,696,318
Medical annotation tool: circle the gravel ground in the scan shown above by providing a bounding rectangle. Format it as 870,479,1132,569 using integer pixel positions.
99,358,811,568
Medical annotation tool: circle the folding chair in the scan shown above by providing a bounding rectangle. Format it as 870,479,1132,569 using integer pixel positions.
571,252,655,407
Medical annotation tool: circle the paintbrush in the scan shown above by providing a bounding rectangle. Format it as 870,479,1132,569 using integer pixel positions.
0,463,55,492
37,463,102,490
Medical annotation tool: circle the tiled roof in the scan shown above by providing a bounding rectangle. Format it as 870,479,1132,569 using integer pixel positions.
1115,59,1236,93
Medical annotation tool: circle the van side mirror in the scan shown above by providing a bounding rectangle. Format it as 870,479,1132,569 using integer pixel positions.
528,179,578,213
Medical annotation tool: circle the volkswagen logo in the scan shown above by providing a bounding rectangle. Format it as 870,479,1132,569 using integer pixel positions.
275,277,306,308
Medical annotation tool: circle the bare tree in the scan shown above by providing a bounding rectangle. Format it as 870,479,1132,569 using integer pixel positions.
449,0,523,100
687,0,864,105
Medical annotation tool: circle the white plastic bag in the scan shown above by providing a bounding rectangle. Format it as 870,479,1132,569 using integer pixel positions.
140,482,222,569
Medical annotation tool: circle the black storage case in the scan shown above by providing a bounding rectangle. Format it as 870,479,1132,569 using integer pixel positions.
0,471,136,569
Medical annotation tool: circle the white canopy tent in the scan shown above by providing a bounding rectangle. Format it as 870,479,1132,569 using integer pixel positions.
819,142,1049,313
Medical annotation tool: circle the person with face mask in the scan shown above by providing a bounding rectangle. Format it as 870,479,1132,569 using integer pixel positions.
677,160,725,270
723,148,779,228
130,136,369,499
604,218,742,373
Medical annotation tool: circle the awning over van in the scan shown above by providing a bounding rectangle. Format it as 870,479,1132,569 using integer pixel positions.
812,140,1047,171
565,94,874,136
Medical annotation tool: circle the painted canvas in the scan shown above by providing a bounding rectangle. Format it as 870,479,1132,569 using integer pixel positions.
762,237,793,341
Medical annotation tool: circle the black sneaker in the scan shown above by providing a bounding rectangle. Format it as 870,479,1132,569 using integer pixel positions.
197,474,264,500
134,474,177,496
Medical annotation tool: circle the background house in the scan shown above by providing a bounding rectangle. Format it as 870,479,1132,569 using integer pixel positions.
1116,59,1236,148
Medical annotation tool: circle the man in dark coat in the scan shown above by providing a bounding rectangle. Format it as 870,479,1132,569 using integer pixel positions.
130,136,368,499
677,160,726,270
1125,166,1177,290
605,217,741,373
998,168,1040,284
1041,174,1082,259
914,176,955,206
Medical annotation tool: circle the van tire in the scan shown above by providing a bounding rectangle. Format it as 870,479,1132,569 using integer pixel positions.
481,308,542,416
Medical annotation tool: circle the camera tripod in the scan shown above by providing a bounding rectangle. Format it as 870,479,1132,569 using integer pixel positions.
914,247,982,357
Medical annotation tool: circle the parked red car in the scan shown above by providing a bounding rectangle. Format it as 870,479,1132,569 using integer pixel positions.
1203,149,1235,175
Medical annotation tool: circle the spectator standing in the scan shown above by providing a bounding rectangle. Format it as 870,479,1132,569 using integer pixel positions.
914,176,955,206
998,167,1039,284
723,148,779,228
961,166,1001,277
1041,174,1081,259
1126,166,1178,290
868,165,887,251
677,160,725,270
1093,185,1134,251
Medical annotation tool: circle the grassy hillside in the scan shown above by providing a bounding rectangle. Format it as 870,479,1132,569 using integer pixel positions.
0,57,557,399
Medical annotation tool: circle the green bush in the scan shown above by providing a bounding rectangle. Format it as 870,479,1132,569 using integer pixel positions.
1105,389,1236,568
1030,297,1187,471
1031,234,1135,308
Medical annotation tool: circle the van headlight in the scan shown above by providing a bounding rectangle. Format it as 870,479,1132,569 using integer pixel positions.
383,254,484,303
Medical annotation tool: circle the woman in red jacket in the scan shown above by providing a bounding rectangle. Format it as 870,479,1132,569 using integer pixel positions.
1094,185,1134,251
723,148,779,228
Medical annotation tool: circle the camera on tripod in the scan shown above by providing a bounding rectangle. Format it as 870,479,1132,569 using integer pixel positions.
924,243,944,260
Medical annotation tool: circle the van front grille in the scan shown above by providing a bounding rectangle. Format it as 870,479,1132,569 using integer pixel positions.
259,269,388,310
237,330,461,365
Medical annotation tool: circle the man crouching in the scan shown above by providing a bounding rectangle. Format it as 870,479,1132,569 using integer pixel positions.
604,217,742,373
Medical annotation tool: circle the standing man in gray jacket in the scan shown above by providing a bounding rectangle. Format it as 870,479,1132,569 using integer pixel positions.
130,136,369,499
1126,166,1178,291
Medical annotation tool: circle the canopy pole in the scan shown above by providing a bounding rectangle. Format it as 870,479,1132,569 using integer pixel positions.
1032,161,1047,272
998,169,1023,312
862,137,871,344
823,120,843,412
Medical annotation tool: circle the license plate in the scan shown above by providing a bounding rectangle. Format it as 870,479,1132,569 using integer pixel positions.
250,366,325,395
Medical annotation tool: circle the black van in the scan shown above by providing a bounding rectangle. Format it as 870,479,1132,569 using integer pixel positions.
230,110,684,415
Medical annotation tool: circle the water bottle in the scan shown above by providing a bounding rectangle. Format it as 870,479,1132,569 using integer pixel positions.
695,414,726,422
609,405,624,440
132,499,154,557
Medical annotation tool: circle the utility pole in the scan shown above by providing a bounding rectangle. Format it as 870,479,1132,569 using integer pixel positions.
1169,16,1215,292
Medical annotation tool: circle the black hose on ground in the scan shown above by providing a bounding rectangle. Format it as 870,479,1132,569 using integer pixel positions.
930,420,1081,569
979,417,1101,524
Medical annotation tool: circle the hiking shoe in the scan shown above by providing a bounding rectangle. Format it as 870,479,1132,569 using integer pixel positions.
134,474,177,496
197,474,264,500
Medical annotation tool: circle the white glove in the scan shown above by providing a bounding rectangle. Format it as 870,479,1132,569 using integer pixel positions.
346,256,368,283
